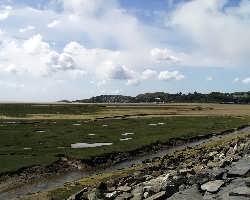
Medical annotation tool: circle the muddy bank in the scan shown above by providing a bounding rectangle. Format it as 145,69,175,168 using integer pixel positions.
0,125,249,197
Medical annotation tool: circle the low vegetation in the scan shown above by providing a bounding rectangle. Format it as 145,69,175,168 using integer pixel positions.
0,115,249,173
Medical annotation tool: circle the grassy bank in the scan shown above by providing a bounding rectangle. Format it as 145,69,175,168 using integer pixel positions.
0,115,249,173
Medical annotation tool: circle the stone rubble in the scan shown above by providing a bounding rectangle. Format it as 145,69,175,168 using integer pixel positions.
67,134,250,200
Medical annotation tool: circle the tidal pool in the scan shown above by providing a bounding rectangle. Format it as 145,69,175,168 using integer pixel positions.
122,132,134,136
72,123,81,126
36,130,46,133
148,123,157,126
120,137,132,141
71,143,113,148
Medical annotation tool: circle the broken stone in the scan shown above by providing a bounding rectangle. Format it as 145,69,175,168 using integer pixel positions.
227,156,250,177
144,191,166,200
229,186,250,198
168,185,202,200
201,180,224,193
117,186,132,192
245,177,250,187
105,191,118,199
115,192,133,200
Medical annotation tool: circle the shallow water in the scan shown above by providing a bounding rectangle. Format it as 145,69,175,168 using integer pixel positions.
1,127,249,200
148,123,157,126
120,137,132,141
122,132,134,136
71,142,113,148
35,130,46,133
72,123,81,126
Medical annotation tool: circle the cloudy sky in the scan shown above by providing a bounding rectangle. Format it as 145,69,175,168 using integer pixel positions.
0,0,249,101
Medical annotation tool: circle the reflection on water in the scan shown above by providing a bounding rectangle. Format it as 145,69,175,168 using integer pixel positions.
71,142,113,148
120,137,132,141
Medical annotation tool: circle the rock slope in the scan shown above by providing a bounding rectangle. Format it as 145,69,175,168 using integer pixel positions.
67,133,250,200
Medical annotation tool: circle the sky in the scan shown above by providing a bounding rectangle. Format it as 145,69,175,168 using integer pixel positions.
0,0,249,101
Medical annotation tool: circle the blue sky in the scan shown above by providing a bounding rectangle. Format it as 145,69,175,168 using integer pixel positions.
0,0,249,101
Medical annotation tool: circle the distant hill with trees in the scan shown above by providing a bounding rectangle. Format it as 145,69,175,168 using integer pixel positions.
71,91,250,104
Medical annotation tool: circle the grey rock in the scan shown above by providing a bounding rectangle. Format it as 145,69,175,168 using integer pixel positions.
168,186,202,200
67,187,88,200
117,186,132,192
178,184,186,191
143,192,149,199
228,197,250,200
227,156,250,177
143,174,169,193
105,191,118,199
144,191,166,200
206,178,246,199
179,168,194,175
229,186,250,197
203,191,219,200
88,189,100,200
244,177,250,187
207,168,227,180
201,180,224,193
131,185,143,200
115,192,132,200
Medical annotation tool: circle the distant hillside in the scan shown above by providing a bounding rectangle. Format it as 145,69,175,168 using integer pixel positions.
72,91,250,104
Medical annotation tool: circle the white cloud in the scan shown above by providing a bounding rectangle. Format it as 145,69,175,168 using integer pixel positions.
141,69,157,80
0,5,12,21
46,52,77,72
47,20,60,28
1,0,249,101
0,34,80,76
158,70,184,81
23,34,50,54
242,77,250,84
151,48,179,63
100,61,134,80
169,0,250,67
19,25,35,33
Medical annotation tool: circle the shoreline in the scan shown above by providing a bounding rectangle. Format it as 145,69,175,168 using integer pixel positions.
0,124,249,199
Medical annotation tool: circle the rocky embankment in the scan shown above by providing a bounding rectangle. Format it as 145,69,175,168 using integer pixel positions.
67,133,250,200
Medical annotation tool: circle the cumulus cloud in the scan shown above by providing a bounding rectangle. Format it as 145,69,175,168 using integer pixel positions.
100,61,134,80
170,0,250,67
23,34,50,54
151,48,179,63
47,20,60,28
19,25,35,33
0,34,81,76
141,69,158,80
46,52,77,72
158,70,184,81
0,5,12,20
